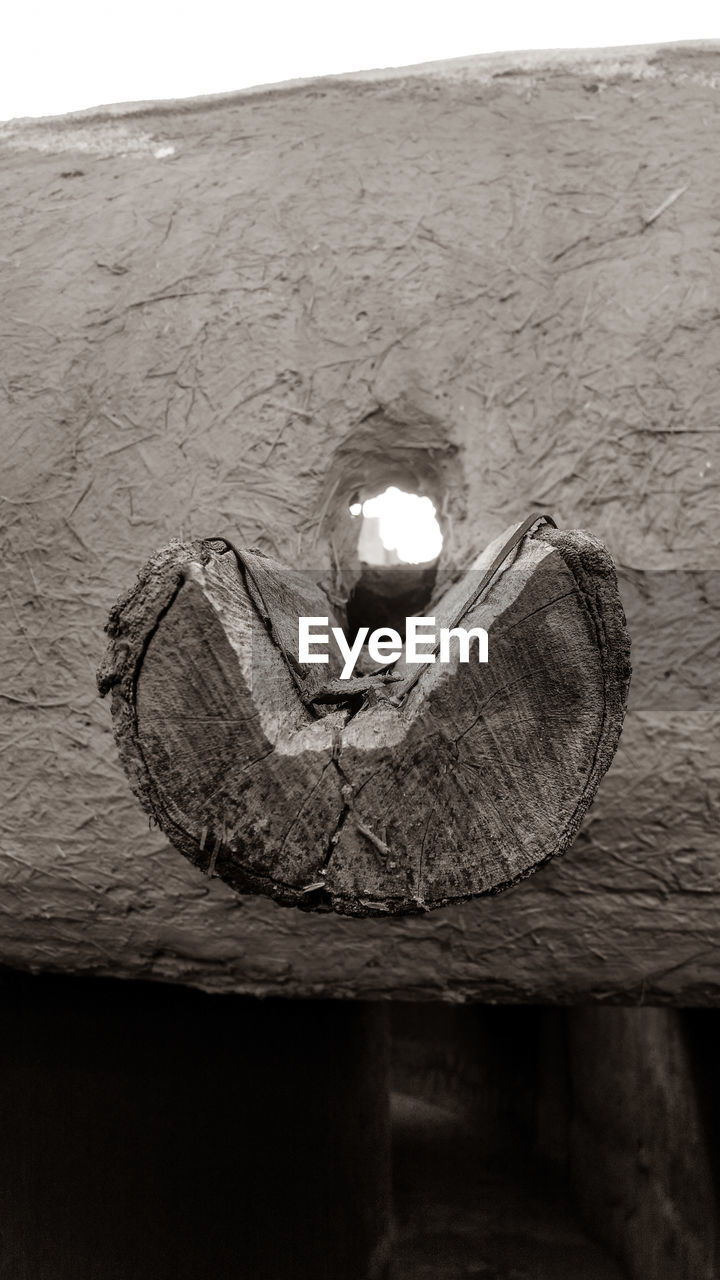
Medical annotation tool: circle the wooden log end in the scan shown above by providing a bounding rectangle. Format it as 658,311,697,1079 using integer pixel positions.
99,522,631,917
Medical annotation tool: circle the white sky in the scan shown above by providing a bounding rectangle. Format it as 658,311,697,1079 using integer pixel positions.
353,488,444,564
2,1,718,123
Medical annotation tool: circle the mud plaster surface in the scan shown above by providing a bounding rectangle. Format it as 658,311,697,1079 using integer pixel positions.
1,43,719,1000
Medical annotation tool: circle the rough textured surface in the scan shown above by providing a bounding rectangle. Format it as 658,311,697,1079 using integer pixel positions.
1,42,718,996
99,521,630,914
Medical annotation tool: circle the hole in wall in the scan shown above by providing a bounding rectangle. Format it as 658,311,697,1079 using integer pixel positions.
317,410,465,651
346,486,443,644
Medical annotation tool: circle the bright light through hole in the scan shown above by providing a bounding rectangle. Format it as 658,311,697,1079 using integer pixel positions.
349,486,443,565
